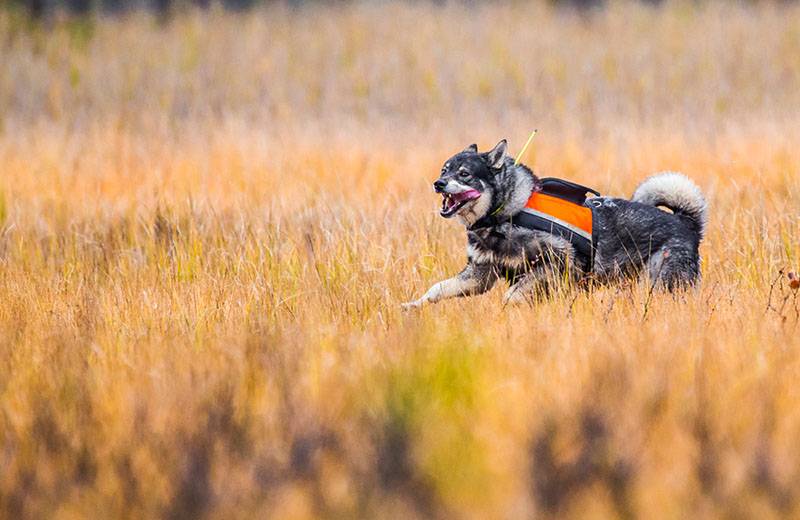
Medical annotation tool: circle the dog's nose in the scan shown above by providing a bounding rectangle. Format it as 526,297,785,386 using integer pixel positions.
433,179,447,192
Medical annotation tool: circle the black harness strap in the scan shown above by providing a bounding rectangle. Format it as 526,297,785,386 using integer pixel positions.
537,177,600,203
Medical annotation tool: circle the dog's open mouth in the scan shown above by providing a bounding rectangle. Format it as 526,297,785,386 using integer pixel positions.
440,190,481,217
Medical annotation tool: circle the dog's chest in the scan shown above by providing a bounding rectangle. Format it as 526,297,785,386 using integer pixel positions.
466,227,532,268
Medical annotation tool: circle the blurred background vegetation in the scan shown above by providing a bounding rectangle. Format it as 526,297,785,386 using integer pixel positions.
8,0,645,19
1,0,799,518
11,0,795,20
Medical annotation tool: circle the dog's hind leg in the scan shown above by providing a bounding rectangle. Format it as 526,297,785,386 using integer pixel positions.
647,242,700,291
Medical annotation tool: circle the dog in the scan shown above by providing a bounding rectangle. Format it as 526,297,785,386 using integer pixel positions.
401,139,707,309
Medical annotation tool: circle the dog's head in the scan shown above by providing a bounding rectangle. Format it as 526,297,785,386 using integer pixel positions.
433,140,507,222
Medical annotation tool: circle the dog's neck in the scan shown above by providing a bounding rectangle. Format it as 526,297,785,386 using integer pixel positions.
494,161,538,218
460,160,538,228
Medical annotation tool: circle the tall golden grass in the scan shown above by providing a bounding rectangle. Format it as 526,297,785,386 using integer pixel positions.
1,1,799,518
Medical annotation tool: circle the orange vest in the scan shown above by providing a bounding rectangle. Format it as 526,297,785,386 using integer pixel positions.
523,191,593,241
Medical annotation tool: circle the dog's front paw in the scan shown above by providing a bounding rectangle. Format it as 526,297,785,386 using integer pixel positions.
400,300,424,311
502,287,534,307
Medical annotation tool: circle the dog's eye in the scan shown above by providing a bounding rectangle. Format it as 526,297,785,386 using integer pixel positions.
458,169,470,178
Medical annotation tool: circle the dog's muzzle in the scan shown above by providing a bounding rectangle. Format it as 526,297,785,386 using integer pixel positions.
439,188,481,218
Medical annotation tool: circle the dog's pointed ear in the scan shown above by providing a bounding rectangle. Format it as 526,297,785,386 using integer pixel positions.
462,143,478,153
486,139,507,169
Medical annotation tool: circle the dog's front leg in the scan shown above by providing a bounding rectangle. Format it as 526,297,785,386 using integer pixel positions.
502,267,552,306
401,263,496,310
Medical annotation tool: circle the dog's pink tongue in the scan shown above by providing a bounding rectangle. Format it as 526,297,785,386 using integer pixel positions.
455,190,480,202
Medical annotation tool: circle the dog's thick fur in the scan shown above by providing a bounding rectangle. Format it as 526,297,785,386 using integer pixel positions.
402,140,707,308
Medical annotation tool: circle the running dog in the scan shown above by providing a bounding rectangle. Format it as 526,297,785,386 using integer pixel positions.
401,140,707,308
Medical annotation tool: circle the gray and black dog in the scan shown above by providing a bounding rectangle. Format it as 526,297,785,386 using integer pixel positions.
402,139,707,308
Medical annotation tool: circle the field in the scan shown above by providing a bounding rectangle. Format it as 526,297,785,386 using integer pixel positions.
1,1,800,518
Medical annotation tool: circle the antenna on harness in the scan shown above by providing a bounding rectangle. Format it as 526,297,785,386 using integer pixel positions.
515,129,538,166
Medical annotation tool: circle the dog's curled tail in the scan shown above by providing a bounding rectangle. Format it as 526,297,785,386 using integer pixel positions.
632,172,708,238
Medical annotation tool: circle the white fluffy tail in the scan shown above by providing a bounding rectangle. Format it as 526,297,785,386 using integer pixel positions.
632,172,708,238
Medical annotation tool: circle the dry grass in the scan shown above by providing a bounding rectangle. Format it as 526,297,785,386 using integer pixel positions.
1,1,800,518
